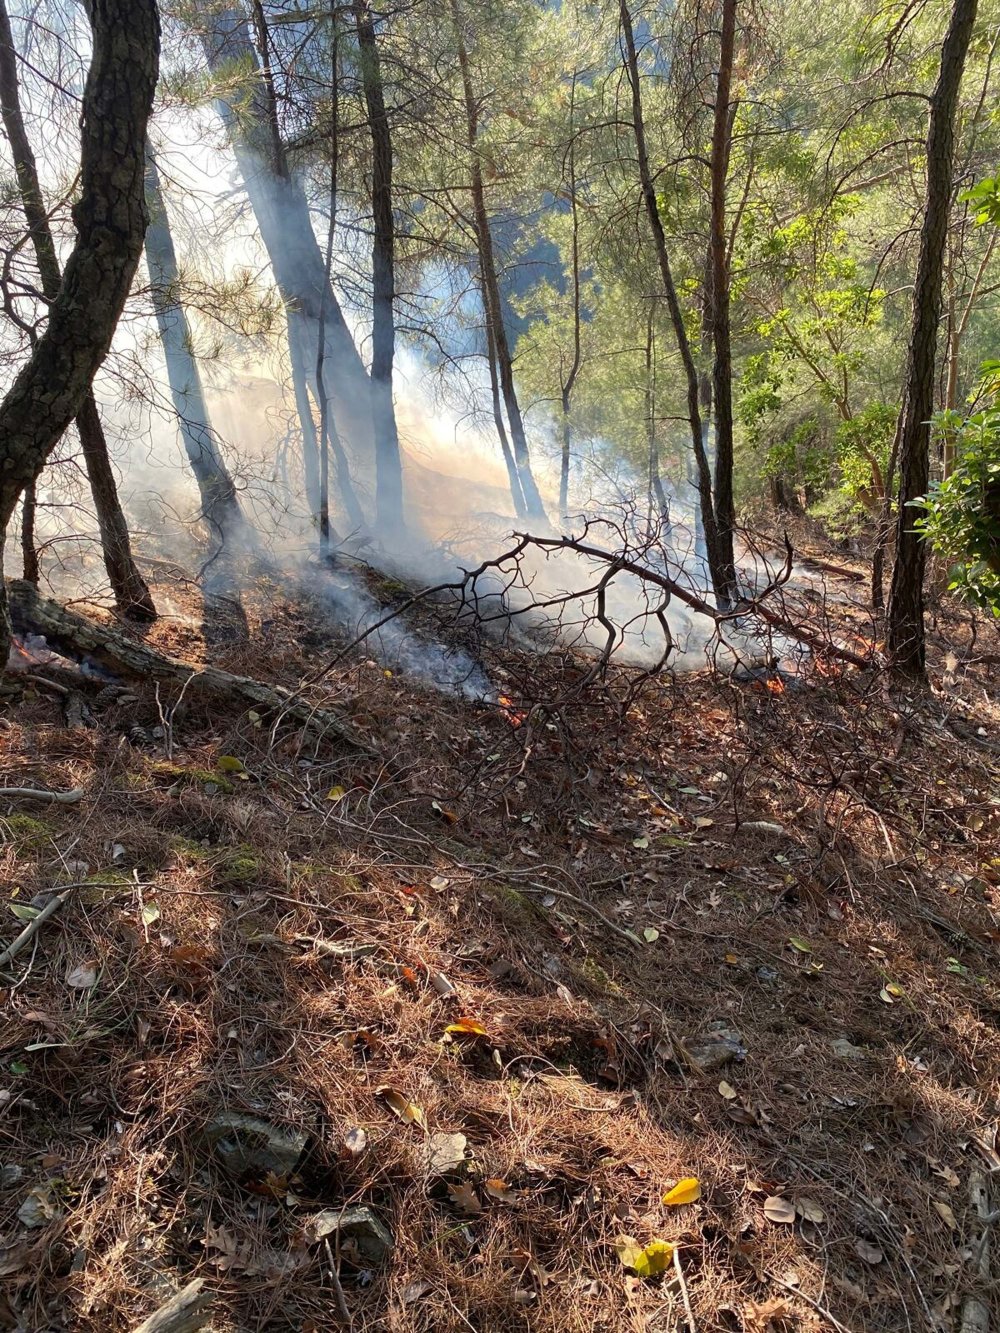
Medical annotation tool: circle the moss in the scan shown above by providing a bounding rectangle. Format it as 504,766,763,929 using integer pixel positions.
486,883,545,927
0,814,53,849
576,956,623,996
150,762,234,795
170,836,212,862
216,844,263,886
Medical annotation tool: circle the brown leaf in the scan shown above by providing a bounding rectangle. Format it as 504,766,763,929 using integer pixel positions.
762,1196,796,1224
484,1178,516,1202
447,1180,482,1215
933,1200,958,1230
854,1238,884,1265
376,1086,427,1130
795,1196,825,1224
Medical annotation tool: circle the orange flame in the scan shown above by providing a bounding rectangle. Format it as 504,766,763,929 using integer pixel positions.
497,694,527,727
764,677,786,696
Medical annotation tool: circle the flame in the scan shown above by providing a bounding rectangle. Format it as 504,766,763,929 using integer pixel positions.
764,677,786,696
497,694,527,727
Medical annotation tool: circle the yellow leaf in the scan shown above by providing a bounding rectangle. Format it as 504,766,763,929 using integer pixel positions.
614,1236,674,1277
445,1018,489,1038
376,1086,426,1130
788,936,812,954
662,1177,701,1206
643,927,660,944
718,1081,737,1100
724,953,739,965
326,786,346,802
216,756,246,774
933,1200,957,1230
694,817,714,829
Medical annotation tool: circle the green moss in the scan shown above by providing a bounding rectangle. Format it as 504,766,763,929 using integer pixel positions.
150,762,234,795
170,836,212,862
0,814,53,849
216,844,262,886
486,883,545,927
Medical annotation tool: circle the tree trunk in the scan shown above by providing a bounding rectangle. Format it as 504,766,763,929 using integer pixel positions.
144,147,245,548
887,0,978,677
559,76,583,526
0,0,160,664
20,481,37,585
0,0,155,621
450,0,545,520
481,276,527,517
199,8,373,472
354,0,404,533
708,0,739,599
645,314,670,529
619,0,728,602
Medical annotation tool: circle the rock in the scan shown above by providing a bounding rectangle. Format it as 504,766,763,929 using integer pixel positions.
204,1112,308,1181
0,1164,23,1188
685,1021,746,1072
831,1037,865,1060
423,1131,468,1177
303,1205,393,1266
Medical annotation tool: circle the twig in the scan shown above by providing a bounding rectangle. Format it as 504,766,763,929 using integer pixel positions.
673,1245,696,1333
22,672,70,697
130,1279,213,1333
0,785,83,803
323,1237,352,1328
0,888,72,970
770,1274,855,1333
522,882,641,947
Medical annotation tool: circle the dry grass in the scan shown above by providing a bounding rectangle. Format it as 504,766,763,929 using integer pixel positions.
0,566,998,1333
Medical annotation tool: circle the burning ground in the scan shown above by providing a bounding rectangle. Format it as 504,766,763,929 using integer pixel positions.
0,555,999,1333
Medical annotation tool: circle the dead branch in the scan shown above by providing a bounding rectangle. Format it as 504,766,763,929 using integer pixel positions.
130,1280,213,1333
0,886,72,971
0,785,83,804
7,579,378,759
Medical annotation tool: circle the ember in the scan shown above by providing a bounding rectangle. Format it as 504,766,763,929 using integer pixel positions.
497,694,527,727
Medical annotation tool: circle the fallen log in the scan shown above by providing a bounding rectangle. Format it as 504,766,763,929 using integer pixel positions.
7,579,378,758
130,1280,213,1333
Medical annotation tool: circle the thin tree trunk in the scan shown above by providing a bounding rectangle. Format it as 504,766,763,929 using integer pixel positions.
481,271,527,516
0,0,160,664
887,0,978,676
619,0,727,601
450,0,545,520
645,313,669,529
354,0,404,533
200,9,372,470
708,0,739,599
287,313,321,517
20,480,37,585
559,75,583,525
0,0,155,621
144,147,244,548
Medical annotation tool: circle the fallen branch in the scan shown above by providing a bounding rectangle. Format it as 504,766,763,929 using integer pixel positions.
130,1280,213,1333
7,579,378,759
960,1170,993,1333
0,887,72,970
0,785,83,804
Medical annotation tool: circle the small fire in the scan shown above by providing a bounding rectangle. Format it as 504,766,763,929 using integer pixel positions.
764,676,786,696
497,694,527,728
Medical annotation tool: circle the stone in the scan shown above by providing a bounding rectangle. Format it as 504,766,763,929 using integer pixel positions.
303,1205,393,1266
685,1021,746,1072
204,1112,308,1181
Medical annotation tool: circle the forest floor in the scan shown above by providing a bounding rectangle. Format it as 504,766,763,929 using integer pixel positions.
1,542,999,1333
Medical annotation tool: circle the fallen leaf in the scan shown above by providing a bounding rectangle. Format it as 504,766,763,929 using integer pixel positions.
18,1182,63,1228
429,875,449,891
400,1278,431,1305
633,836,650,850
854,1238,883,1265
0,1241,29,1276
8,903,39,922
878,987,895,1005
216,755,247,774
141,902,160,927
642,926,660,944
662,1177,701,1206
719,1081,737,1100
65,960,98,988
376,1086,427,1130
430,971,456,998
724,953,739,965
485,1178,516,1202
447,1180,482,1214
763,1196,796,1224
445,1018,489,1039
614,1235,674,1277
787,936,812,954
933,1200,958,1230
795,1197,825,1224
694,817,714,829
326,785,346,802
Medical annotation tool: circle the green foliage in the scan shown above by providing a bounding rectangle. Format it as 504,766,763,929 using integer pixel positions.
961,174,1000,227
834,402,896,504
916,393,1000,614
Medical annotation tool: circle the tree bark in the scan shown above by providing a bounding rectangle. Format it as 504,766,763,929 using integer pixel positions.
0,0,155,622
645,314,670,528
199,8,373,475
887,0,978,677
708,0,739,599
559,75,583,526
450,0,545,520
354,0,404,533
143,147,245,549
479,261,526,517
0,0,160,663
619,0,729,603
